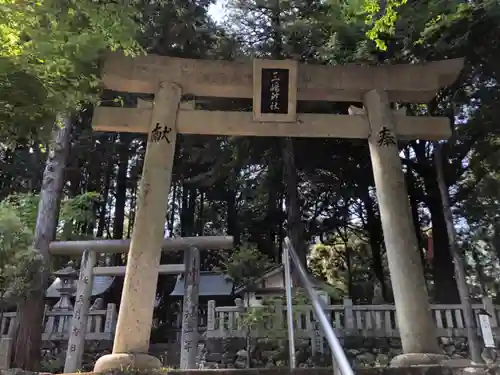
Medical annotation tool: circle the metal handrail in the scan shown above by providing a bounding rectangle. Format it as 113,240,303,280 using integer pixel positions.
283,237,355,375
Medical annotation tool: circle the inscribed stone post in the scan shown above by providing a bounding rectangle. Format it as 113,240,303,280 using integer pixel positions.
313,322,323,354
64,249,96,373
363,89,442,364
180,246,201,369
94,82,181,372
207,300,216,331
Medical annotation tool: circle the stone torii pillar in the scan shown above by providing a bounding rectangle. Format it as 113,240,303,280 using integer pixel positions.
351,90,446,366
94,82,181,372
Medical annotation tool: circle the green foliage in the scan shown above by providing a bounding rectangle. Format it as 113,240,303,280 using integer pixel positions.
221,244,273,287
0,190,101,306
237,292,310,345
362,0,407,50
0,205,40,304
61,192,101,222
308,236,378,302
1,191,101,239
309,243,347,292
0,193,40,231
59,191,101,239
0,0,142,141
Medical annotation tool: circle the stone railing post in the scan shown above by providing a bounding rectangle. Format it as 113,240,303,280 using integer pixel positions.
0,337,11,369
207,300,216,333
234,298,244,330
273,299,284,330
0,314,13,369
43,304,49,327
343,298,355,332
7,316,15,338
0,315,5,336
45,309,55,335
482,296,498,327
104,303,118,337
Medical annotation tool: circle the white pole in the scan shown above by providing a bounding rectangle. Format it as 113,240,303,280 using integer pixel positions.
283,245,296,368
285,237,354,375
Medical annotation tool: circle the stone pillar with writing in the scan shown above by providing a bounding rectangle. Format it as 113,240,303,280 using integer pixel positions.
94,82,182,372
361,89,445,366
180,246,201,369
64,250,96,373
207,300,216,332
313,321,323,355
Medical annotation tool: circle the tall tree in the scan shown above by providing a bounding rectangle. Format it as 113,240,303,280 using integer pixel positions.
12,116,73,369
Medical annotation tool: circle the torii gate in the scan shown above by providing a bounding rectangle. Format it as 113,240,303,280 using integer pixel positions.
92,53,464,372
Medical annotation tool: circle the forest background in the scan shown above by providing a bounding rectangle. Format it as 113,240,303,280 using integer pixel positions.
1,0,500,370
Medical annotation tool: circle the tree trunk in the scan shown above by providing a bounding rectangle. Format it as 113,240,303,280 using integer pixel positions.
197,191,204,236
345,245,354,298
408,189,427,269
405,160,427,270
282,138,306,265
226,187,240,246
413,142,458,302
65,139,82,197
96,137,114,238
413,142,459,303
277,187,285,255
491,222,500,266
85,133,108,236
180,186,196,237
434,142,482,363
29,141,45,193
127,139,141,239
266,146,282,261
426,174,460,303
168,182,178,235
269,1,301,265
113,133,130,240
470,246,487,296
361,187,388,301
266,180,277,258
12,115,74,370
127,184,137,239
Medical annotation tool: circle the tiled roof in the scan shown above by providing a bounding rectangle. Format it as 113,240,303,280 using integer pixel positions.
46,276,115,298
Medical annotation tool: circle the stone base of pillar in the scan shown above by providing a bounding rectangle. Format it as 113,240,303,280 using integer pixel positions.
390,353,450,367
94,353,162,372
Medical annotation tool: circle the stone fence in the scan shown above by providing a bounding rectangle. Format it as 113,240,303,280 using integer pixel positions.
1,298,499,369
0,303,117,368
2,298,498,345
206,297,500,351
